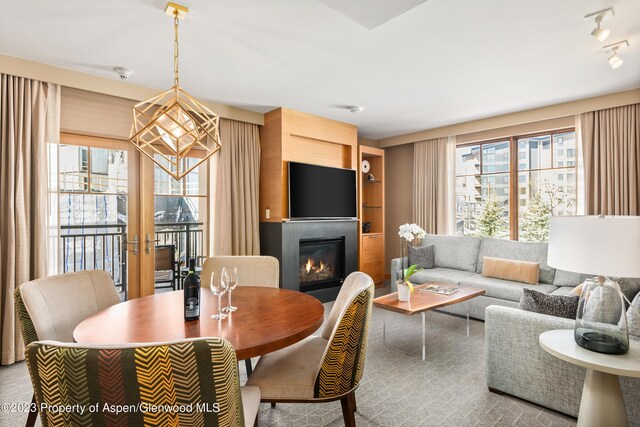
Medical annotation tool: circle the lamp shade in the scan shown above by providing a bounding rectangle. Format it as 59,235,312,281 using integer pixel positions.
548,216,640,278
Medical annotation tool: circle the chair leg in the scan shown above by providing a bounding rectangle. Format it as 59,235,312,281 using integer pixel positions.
26,394,37,427
244,358,253,376
340,391,356,427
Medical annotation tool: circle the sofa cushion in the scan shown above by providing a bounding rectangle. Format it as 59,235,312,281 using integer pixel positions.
568,277,640,305
553,269,587,287
408,244,434,269
421,234,481,272
460,275,557,302
614,277,640,304
550,287,578,297
408,268,477,286
476,237,555,284
519,289,579,319
628,293,640,340
482,257,539,285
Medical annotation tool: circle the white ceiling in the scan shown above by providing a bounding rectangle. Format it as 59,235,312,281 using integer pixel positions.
1,0,639,139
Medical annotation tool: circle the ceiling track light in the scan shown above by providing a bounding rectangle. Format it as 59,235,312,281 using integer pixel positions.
584,8,614,42
603,40,629,69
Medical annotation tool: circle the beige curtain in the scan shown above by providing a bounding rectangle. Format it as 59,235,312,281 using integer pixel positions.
412,136,456,234
581,103,640,215
212,118,261,255
1,74,60,365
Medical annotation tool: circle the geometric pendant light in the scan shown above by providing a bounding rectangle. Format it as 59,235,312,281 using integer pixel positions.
129,2,221,181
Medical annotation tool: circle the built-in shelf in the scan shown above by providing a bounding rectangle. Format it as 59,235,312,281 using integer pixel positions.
359,145,385,285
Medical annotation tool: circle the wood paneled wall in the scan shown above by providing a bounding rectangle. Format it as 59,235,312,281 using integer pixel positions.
259,108,358,222
384,143,414,275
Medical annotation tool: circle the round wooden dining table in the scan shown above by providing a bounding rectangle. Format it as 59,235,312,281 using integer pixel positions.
73,286,325,360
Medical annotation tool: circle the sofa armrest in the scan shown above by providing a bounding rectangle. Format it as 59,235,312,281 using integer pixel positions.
485,305,584,417
389,257,408,292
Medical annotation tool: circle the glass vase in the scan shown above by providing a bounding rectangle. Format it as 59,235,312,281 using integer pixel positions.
574,276,629,355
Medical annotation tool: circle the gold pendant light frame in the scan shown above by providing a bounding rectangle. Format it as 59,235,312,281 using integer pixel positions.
129,2,221,181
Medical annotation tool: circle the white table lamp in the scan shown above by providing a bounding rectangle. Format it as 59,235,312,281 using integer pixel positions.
548,215,640,355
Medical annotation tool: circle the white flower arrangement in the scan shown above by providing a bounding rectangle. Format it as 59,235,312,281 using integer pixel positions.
397,223,426,284
398,223,426,242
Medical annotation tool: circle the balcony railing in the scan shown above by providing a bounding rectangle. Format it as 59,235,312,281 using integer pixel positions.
61,221,204,300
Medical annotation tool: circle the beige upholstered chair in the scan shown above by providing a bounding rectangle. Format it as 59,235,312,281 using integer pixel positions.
201,256,280,375
25,338,260,427
15,270,121,427
201,256,279,288
246,271,375,427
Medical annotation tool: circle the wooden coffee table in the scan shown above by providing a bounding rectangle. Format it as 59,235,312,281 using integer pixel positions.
373,283,485,360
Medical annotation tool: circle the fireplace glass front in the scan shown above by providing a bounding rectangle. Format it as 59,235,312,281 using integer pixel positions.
298,237,345,292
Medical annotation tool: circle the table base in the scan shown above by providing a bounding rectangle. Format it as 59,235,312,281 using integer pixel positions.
382,300,471,361
578,368,628,427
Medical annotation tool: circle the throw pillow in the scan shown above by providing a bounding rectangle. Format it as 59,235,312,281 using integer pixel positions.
570,282,584,296
482,257,540,285
628,292,640,341
519,288,579,319
408,245,434,269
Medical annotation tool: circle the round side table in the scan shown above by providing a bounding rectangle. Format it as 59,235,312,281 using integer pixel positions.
539,329,640,427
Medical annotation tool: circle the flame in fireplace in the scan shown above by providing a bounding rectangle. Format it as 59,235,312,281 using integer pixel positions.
300,257,333,283
303,258,328,274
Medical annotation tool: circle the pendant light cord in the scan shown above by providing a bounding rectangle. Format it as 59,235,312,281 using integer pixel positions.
174,11,180,86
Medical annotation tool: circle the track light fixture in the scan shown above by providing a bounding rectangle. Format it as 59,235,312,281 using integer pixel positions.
603,40,629,69
584,8,613,42
591,16,610,42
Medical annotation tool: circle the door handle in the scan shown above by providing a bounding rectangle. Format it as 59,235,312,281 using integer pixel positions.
145,233,160,254
126,234,139,255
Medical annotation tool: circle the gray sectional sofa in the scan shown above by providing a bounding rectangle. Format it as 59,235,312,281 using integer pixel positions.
390,234,586,320
390,233,640,425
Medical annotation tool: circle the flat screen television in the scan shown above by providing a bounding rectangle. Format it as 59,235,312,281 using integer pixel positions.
288,162,357,219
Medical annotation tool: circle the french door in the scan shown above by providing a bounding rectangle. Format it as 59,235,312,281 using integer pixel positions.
57,133,210,299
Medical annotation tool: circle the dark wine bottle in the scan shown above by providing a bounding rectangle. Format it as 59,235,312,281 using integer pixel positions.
183,258,200,321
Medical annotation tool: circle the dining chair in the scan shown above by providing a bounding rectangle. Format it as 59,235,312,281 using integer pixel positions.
154,244,180,291
246,271,375,427
14,270,122,427
24,337,261,427
201,255,280,375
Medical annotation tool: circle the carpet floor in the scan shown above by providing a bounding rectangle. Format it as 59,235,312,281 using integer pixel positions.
0,295,576,427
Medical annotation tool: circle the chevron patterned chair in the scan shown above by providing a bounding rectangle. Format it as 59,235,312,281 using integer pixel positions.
24,338,261,427
246,271,374,427
201,256,280,375
15,270,122,427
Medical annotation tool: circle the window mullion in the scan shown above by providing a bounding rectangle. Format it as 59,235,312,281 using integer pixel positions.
509,136,517,240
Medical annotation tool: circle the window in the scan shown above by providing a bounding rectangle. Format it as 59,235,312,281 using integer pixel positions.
59,144,129,290
518,131,577,241
154,155,209,267
456,141,510,238
456,130,577,241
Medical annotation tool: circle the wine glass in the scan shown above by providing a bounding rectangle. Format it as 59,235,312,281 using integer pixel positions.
222,267,238,313
210,272,228,320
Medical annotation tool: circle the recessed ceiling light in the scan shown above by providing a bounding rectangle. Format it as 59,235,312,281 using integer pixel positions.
348,106,364,113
